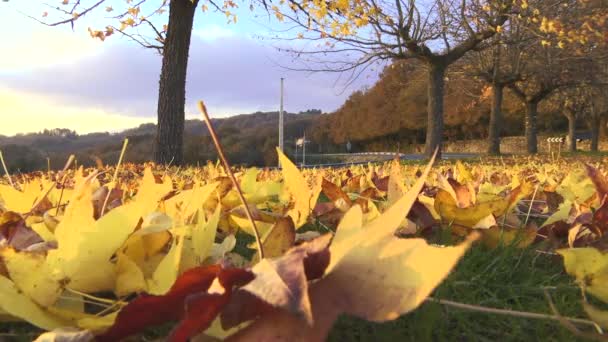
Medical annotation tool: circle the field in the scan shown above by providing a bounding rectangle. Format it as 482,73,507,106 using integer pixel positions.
1,151,608,341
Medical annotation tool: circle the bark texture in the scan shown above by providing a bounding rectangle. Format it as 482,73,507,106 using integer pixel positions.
424,64,446,158
154,0,199,165
525,101,539,154
487,84,504,155
566,111,576,152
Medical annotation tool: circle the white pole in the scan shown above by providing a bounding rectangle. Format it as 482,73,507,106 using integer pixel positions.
278,78,284,167
302,132,306,166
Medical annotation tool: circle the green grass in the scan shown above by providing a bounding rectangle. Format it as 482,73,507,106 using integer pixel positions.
328,241,591,341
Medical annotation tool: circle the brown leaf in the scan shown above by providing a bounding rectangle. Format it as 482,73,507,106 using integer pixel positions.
407,200,436,231
371,173,389,192
321,178,352,210
312,202,335,217
586,164,608,203
544,191,564,212
447,178,473,208
592,200,608,236
0,212,44,251
222,234,332,329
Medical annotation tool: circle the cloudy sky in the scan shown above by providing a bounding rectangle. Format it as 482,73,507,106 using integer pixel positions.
0,1,377,136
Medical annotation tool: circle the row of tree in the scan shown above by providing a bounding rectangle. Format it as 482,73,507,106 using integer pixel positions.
279,0,607,156
7,0,608,162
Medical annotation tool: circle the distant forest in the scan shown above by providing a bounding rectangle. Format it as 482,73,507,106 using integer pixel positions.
0,60,598,172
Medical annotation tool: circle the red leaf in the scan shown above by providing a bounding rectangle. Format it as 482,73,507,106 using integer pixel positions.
96,265,253,342
169,268,254,342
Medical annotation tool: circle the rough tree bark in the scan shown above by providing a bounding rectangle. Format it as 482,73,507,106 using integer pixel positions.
590,113,601,152
488,84,504,155
154,0,199,165
525,101,539,154
424,63,446,158
565,110,576,152
591,119,600,152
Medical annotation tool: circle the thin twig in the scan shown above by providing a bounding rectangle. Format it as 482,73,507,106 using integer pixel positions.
543,289,607,341
524,184,540,226
0,150,15,188
426,296,599,328
54,154,76,215
100,139,128,217
198,101,265,260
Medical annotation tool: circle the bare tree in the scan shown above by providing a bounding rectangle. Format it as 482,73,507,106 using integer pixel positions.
13,0,240,165
277,0,514,157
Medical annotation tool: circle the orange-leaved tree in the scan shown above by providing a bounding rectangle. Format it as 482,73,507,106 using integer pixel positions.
272,0,519,158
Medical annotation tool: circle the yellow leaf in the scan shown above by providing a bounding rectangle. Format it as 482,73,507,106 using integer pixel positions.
77,311,117,333
0,248,62,307
0,275,68,330
277,148,322,229
481,226,537,249
314,153,477,325
251,217,296,262
557,169,596,204
434,189,507,228
583,302,608,329
455,161,473,184
229,214,274,237
542,200,573,227
387,160,406,206
191,205,220,263
165,182,218,224
210,235,236,262
115,252,147,296
31,221,56,242
0,179,52,214
147,230,186,295
557,247,608,302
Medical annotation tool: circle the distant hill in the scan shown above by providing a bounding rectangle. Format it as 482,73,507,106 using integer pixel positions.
0,110,322,172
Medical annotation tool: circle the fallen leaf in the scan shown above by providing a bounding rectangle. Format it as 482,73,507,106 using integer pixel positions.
557,247,608,302
33,327,94,342
583,302,608,329
97,265,254,342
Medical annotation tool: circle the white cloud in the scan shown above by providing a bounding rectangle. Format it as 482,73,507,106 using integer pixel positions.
0,28,103,72
0,87,153,136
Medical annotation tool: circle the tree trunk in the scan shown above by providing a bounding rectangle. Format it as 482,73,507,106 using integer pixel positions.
591,115,601,152
424,63,446,158
154,0,199,165
525,101,539,154
566,111,576,152
487,83,503,155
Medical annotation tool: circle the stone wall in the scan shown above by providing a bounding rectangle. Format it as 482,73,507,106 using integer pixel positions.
405,136,607,154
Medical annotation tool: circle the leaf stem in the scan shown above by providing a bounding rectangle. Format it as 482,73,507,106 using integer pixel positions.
426,296,598,328
198,100,265,260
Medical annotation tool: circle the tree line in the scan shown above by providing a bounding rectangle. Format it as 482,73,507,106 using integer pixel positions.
3,0,607,162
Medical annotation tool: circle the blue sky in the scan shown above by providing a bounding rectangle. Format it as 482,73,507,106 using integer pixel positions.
0,0,377,136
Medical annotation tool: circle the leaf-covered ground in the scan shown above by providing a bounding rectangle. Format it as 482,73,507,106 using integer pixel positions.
1,152,608,341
